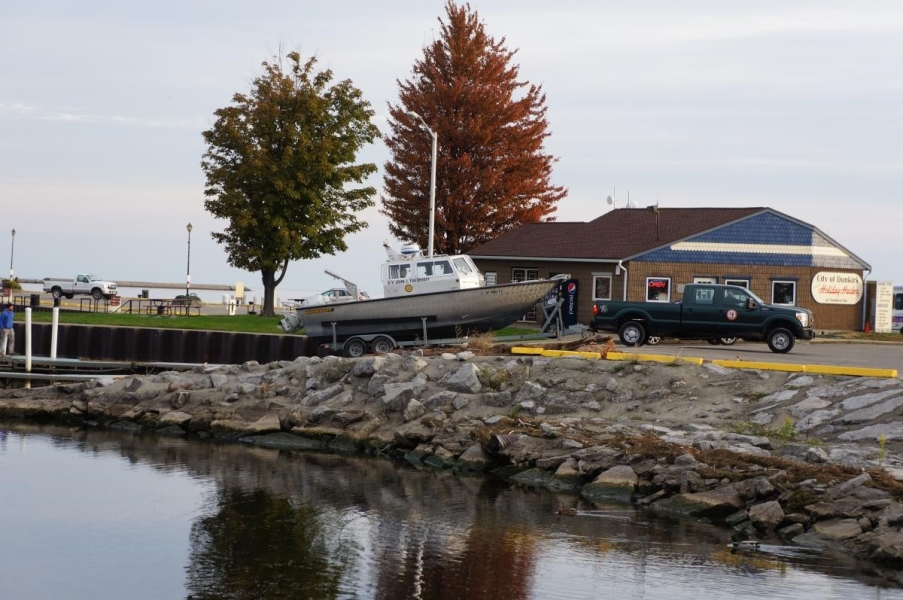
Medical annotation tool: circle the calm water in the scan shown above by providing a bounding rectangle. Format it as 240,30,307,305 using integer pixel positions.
1,423,901,600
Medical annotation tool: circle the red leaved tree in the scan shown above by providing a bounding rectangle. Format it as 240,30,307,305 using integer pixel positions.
381,1,567,256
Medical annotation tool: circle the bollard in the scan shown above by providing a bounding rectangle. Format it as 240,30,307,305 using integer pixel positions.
51,307,59,359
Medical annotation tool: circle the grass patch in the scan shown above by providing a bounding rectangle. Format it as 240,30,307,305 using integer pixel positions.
728,417,798,442
25,310,289,335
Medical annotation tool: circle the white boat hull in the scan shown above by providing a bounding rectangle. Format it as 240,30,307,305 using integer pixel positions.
285,279,560,341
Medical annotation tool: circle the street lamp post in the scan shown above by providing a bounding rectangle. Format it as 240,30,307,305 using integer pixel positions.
8,228,15,280
185,223,193,297
407,111,437,258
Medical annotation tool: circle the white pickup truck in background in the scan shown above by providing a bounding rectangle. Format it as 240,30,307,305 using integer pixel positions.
43,274,118,300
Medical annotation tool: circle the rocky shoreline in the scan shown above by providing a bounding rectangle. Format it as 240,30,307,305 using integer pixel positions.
2,350,903,584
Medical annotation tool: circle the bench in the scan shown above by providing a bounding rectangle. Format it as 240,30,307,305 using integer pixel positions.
145,298,201,317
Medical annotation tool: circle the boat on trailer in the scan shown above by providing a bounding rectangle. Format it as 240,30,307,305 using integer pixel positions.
280,242,565,356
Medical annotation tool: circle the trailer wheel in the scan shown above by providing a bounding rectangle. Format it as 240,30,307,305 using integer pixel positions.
342,338,368,358
618,321,646,347
51,287,63,300
370,336,394,354
767,328,795,353
719,337,738,345
65,293,74,299
645,336,661,345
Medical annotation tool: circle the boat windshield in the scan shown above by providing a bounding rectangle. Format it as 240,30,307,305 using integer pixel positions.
452,257,473,274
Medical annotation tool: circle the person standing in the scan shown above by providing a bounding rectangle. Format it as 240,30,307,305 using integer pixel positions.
0,303,14,357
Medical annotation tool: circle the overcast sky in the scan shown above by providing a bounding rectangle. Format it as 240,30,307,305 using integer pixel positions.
2,1,901,299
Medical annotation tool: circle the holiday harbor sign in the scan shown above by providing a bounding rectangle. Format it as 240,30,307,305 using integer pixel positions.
811,272,864,305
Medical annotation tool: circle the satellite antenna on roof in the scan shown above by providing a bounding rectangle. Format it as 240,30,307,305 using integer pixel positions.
626,190,637,208
606,187,616,209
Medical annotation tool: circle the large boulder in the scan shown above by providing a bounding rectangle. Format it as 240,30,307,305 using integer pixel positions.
582,465,638,502
653,486,744,519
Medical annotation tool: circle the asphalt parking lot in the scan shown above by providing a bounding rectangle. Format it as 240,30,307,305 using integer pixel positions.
614,338,903,375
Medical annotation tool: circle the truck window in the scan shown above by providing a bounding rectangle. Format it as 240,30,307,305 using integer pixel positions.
693,288,715,305
722,288,748,307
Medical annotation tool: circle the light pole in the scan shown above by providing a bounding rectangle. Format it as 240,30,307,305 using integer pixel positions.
8,228,14,280
185,223,193,297
407,111,437,258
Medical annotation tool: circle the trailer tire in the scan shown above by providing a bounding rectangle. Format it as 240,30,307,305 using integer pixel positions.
767,328,795,353
370,336,394,354
51,287,63,300
65,293,74,299
645,336,662,345
343,338,368,358
707,338,722,345
618,321,646,347
719,337,738,345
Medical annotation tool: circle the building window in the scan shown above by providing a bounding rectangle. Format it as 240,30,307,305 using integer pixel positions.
513,268,539,321
512,268,538,283
593,275,612,300
646,277,671,302
772,280,796,305
725,278,750,288
484,271,497,285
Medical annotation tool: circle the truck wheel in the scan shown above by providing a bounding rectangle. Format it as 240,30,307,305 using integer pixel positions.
767,328,795,353
720,337,738,345
618,322,646,347
51,287,63,300
92,288,104,300
370,336,394,354
645,336,661,345
342,338,368,358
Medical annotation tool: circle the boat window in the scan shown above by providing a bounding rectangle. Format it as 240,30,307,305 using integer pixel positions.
388,264,410,279
453,257,473,274
432,260,452,275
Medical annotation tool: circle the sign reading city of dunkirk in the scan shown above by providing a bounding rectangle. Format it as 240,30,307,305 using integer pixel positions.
811,271,863,304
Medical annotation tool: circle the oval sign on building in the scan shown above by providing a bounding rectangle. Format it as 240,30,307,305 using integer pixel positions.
811,271,863,304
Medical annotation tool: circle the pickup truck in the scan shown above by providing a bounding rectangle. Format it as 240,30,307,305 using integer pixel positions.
43,274,118,300
590,283,814,353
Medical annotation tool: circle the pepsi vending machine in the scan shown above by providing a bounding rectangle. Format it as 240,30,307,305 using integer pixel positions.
560,278,578,327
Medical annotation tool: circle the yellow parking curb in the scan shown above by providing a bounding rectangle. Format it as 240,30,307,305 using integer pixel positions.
606,352,703,365
510,346,545,355
540,349,602,359
804,364,898,378
712,360,806,373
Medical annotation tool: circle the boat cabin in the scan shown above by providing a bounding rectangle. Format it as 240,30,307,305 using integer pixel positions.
381,252,484,297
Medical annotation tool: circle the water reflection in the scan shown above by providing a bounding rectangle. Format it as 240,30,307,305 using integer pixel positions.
1,423,901,600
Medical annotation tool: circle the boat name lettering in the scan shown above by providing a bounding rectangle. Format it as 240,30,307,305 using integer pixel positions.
304,307,335,314
388,278,429,285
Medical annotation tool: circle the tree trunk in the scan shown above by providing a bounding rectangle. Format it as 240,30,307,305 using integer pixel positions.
260,269,277,317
